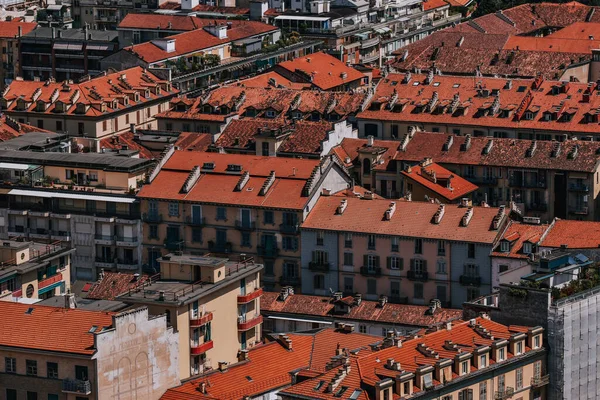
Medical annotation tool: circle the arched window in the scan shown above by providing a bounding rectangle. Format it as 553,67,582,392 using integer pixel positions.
363,158,371,175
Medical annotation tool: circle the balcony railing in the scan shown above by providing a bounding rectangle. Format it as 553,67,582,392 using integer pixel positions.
142,212,162,223
208,241,232,253
279,223,299,234
508,178,547,188
568,183,589,192
257,245,279,258
39,273,63,289
309,261,330,272
235,220,256,231
237,314,263,331
360,266,382,277
494,387,515,400
569,206,589,215
95,234,114,242
531,375,549,388
238,288,263,303
190,339,214,355
407,270,429,282
190,311,213,327
459,275,482,286
191,359,212,376
279,275,300,286
186,216,206,226
527,202,548,212
62,379,92,395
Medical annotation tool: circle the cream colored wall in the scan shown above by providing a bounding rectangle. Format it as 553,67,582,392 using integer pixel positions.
44,165,142,191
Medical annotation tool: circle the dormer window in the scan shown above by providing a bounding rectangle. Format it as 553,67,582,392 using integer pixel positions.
524,111,534,120
37,101,46,112
516,341,523,355
265,110,277,118
311,112,320,121
245,108,256,117
523,242,532,254
221,106,230,114
500,241,510,252
202,105,213,113
498,347,505,361
534,335,540,349
461,361,468,375
292,111,302,119
542,112,553,121
479,354,487,369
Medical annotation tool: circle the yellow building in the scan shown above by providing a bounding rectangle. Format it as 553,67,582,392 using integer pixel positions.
117,253,263,380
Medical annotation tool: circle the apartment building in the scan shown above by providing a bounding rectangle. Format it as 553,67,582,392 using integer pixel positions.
0,240,74,301
117,14,208,47
0,20,37,86
279,317,547,400
0,302,179,400
2,66,177,139
332,134,600,221
261,288,462,336
19,26,119,82
36,4,74,29
301,196,508,307
117,253,263,380
539,218,600,261
0,150,155,280
137,149,352,291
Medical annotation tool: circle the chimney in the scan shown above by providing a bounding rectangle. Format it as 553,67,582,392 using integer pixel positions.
130,123,136,134
17,25,22,37
218,361,229,372
337,199,348,214
238,349,249,362
64,291,77,309
367,135,374,147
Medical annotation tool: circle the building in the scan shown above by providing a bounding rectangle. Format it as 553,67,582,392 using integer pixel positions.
2,66,178,139
72,0,161,31
0,20,37,86
261,288,462,336
272,52,367,91
0,301,179,400
279,317,546,400
0,240,74,301
0,115,54,143
137,149,352,290
19,26,119,81
0,150,155,280
332,134,600,221
160,327,384,400
214,119,358,158
36,4,74,29
116,253,263,380
301,195,508,307
117,14,207,47
539,219,600,260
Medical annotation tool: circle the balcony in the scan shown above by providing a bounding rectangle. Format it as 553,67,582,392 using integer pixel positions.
94,215,115,223
279,223,299,235
527,202,548,212
191,359,212,376
95,257,116,268
238,314,263,331
142,212,162,223
459,275,482,286
29,228,50,239
494,387,515,400
29,210,50,217
360,266,382,277
568,183,589,192
531,375,549,388
407,270,429,282
190,339,214,355
569,206,589,215
190,311,213,327
39,273,63,290
8,225,26,236
164,239,184,251
51,231,72,241
508,178,547,189
116,236,139,247
361,52,380,63
50,212,71,219
279,275,300,286
8,209,27,215
186,216,206,227
62,379,91,395
94,234,115,245
309,261,330,272
235,220,256,231
116,259,139,270
257,245,279,258
208,241,232,254
360,37,380,49
238,288,263,303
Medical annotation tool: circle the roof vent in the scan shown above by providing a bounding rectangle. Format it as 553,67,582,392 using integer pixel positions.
483,139,493,155
201,162,215,171
403,72,412,83
461,207,473,227
181,166,201,193
492,205,505,230
384,202,396,220
425,69,434,85
526,140,537,157
461,134,472,151
259,171,276,196
432,204,445,224
568,144,579,159
235,171,250,191
442,135,453,151
337,199,348,214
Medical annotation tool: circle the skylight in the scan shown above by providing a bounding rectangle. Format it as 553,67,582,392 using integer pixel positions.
246,376,253,382
413,82,420,86
433,82,440,87
349,389,362,400
335,386,348,397
314,380,325,391
453,83,460,88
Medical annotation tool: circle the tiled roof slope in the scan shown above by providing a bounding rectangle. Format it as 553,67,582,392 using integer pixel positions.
302,196,505,244
127,20,277,63
174,132,213,152
99,132,154,158
87,272,150,300
0,302,114,355
335,134,600,173
275,52,366,90
161,329,380,400
358,72,600,138
118,14,204,31
234,71,312,90
2,66,177,117
0,115,49,141
0,20,37,38
157,87,365,122
158,1,249,14
401,162,478,201
491,221,549,259
261,291,463,327
540,219,600,249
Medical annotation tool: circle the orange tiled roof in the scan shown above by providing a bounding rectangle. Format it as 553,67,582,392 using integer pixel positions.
491,221,549,259
541,219,600,249
0,20,37,38
118,14,205,31
99,132,154,159
127,20,277,64
87,272,150,300
275,52,366,90
158,1,249,14
2,66,177,117
0,302,114,355
503,34,600,54
261,292,463,328
234,71,312,90
422,0,449,11
0,115,49,141
401,162,478,202
174,132,213,152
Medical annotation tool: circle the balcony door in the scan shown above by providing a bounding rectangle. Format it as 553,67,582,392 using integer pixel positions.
191,205,202,224
241,209,251,228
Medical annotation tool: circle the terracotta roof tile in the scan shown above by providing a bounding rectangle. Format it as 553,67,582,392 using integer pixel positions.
401,162,478,201
174,132,213,152
541,219,600,249
158,1,249,14
491,221,550,259
99,131,154,158
0,20,37,38
87,272,150,300
423,0,449,11
118,14,205,31
234,71,312,90
0,302,114,355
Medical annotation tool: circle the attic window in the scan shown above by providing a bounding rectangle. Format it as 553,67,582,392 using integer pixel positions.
245,376,253,382
349,390,362,400
517,86,527,92
412,82,420,86
524,111,534,120
89,326,98,333
500,241,510,252
314,381,325,391
433,82,440,87
453,83,460,88
391,81,398,86
523,242,532,254
265,110,277,118
334,387,348,397
25,307,34,314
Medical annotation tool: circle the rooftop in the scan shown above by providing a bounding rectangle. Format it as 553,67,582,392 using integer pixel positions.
36,295,129,312
0,115,51,142
401,161,478,201
99,132,154,159
492,221,550,259
0,241,74,280
22,26,119,42
0,131,68,151
86,271,150,301
0,20,37,38
0,301,114,355
118,14,206,31
541,219,600,249
233,71,312,90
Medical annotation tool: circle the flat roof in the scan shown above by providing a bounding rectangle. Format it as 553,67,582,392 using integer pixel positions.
0,242,75,278
0,162,36,171
23,27,119,42
159,254,228,267
9,189,137,203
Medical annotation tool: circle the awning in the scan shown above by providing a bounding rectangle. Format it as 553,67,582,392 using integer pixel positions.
53,43,69,50
268,315,333,325
9,189,137,203
87,44,111,51
0,162,34,170
0,273,17,284
274,15,330,21
67,43,83,51
354,32,370,40
375,27,391,34
38,281,64,295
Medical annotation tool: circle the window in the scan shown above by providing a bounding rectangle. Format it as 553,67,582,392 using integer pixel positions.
391,281,400,298
500,241,509,252
282,236,297,251
166,123,173,131
523,242,532,254
464,264,479,277
436,285,446,301
479,354,486,369
5,357,16,373
284,262,297,278
499,264,509,273
316,231,324,246
344,276,353,293
403,382,410,395
314,274,324,290
192,228,202,243
344,233,352,248
497,374,505,392
262,142,269,156
313,250,328,265
534,335,540,349
149,225,158,239
413,259,426,273
534,361,541,379
264,260,274,276
367,279,376,295
479,381,487,400
498,348,505,361
102,120,108,131
343,252,353,266
368,235,376,250
468,243,476,258
414,283,423,299
48,394,59,400
56,121,63,131
78,122,85,135
6,389,16,400
391,237,399,252
27,393,37,400
241,232,251,247
516,341,523,355
168,202,179,217
37,120,44,129
467,287,480,301
516,367,523,389
437,260,446,274
75,365,88,380
362,158,371,175
437,240,445,256
26,359,37,376
47,362,58,379
458,389,473,400
216,207,227,220
461,361,468,375
359,325,367,333
263,210,274,224
388,256,403,270
414,239,422,254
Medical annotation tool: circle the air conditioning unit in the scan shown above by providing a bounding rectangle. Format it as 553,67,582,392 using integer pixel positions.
523,216,541,225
